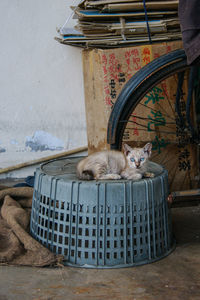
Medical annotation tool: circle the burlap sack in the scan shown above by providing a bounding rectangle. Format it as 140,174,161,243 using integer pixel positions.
0,187,58,267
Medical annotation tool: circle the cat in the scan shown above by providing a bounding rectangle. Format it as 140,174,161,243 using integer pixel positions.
76,143,154,180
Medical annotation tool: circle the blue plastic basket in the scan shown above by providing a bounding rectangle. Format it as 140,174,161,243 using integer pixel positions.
30,157,175,268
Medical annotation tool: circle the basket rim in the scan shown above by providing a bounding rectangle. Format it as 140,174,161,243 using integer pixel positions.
39,156,165,183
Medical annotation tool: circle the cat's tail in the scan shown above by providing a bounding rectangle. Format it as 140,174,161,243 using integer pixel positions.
77,169,94,180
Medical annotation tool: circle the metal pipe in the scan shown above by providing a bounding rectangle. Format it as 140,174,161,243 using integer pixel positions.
172,189,200,198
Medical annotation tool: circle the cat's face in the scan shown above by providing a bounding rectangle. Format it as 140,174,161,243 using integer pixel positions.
123,143,152,169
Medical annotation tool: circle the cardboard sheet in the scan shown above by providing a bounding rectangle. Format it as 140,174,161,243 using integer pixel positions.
76,18,180,36
102,2,179,12
56,31,182,48
79,0,173,8
56,0,181,49
74,9,178,20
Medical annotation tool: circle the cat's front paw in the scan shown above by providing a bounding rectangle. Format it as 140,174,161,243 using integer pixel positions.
143,172,155,178
97,173,121,180
111,174,122,180
127,173,142,180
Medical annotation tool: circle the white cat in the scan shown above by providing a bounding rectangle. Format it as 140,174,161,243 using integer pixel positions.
76,143,154,180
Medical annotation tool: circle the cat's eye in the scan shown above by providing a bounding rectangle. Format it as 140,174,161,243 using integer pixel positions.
130,157,135,162
140,157,145,161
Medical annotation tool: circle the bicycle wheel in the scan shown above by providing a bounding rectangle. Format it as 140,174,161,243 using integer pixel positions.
107,49,200,191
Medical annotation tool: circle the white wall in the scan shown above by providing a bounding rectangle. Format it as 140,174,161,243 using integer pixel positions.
0,0,87,176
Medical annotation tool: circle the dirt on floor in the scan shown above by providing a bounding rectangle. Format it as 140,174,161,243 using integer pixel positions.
0,205,199,300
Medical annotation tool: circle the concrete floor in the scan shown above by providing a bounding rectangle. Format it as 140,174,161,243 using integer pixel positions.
0,205,199,300
0,179,200,300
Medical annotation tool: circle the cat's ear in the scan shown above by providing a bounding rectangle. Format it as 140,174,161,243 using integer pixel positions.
123,143,132,156
143,143,152,157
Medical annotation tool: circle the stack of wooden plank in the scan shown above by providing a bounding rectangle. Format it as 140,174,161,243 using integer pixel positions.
56,0,181,48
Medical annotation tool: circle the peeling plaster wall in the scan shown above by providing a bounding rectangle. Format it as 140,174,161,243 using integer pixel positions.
0,0,87,175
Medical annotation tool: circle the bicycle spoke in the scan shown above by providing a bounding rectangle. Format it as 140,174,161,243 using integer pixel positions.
148,89,174,119
124,116,176,126
158,151,177,167
160,80,176,119
121,118,176,132
137,103,175,122
125,127,176,135
168,162,180,186
129,114,176,124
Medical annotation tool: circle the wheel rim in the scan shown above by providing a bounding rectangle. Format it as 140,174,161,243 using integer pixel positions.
107,52,200,191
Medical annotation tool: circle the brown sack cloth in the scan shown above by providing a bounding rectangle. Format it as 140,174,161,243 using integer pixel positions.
0,186,57,267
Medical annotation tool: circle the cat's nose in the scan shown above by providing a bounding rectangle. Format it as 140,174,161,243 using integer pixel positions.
135,162,140,168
